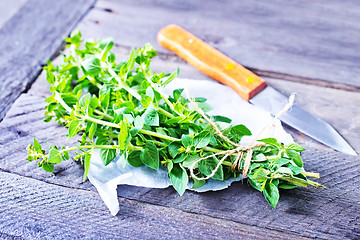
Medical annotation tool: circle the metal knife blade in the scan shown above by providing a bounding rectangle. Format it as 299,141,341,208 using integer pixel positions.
250,86,357,155
157,24,357,155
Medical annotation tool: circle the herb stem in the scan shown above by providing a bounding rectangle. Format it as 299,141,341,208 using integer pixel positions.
139,65,184,117
280,176,309,188
301,171,320,178
93,109,113,121
155,107,176,119
54,91,72,113
83,115,181,142
107,67,142,100
139,129,180,142
88,75,103,89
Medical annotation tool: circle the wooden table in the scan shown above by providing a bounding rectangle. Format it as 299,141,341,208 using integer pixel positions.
1,0,359,239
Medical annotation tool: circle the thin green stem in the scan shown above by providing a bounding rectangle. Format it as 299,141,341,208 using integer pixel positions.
302,171,320,178
155,107,176,119
88,76,103,89
140,65,178,112
83,115,181,142
59,144,141,154
139,129,180,142
54,92,72,113
107,67,141,100
93,109,113,121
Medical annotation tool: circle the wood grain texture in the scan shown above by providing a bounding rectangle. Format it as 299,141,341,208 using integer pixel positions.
77,0,360,88
0,0,95,121
1,93,359,239
0,0,26,28
0,171,309,240
29,46,360,154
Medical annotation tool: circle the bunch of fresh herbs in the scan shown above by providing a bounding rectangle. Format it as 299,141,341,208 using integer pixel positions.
27,31,323,207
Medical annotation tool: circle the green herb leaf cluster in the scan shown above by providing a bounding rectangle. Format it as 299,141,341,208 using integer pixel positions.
27,31,324,208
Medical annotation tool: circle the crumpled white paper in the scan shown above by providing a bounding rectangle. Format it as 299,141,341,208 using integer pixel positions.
88,78,293,216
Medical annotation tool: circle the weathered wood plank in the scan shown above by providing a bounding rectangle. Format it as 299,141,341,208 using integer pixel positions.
76,0,360,88
29,45,360,154
0,0,27,28
0,0,95,121
1,93,359,239
0,171,307,240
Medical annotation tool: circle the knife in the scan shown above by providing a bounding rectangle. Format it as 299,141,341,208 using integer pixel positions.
157,24,357,155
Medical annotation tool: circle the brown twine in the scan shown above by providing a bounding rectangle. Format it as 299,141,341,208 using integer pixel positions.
185,88,296,180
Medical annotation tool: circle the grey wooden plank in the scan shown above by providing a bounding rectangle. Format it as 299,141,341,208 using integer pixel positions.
0,0,96,121
0,171,306,240
0,0,27,28
29,46,360,154
77,0,360,88
1,93,359,239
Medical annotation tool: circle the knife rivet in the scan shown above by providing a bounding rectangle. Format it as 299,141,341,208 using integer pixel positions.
247,76,255,83
226,64,234,70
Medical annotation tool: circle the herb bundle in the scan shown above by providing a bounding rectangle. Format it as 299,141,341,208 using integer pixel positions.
27,32,323,208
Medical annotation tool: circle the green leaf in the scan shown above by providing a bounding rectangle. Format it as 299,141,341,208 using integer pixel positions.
65,30,82,46
131,116,144,136
99,38,114,62
140,141,159,170
118,121,131,150
48,148,62,163
170,164,188,196
126,48,136,76
162,68,179,86
198,155,224,181
253,168,270,182
173,153,187,163
100,91,110,110
196,102,213,112
274,158,290,168
212,115,232,123
33,138,42,152
263,182,280,208
182,154,200,168
286,149,303,167
42,162,54,172
248,175,263,191
258,138,278,146
128,151,143,167
193,131,211,148
141,95,152,108
192,179,206,189
46,70,55,84
173,89,184,102
231,124,252,136
83,153,91,181
146,87,154,100
167,161,174,173
142,105,159,126
285,143,306,152
252,153,267,162
68,120,82,138
288,164,304,175
279,182,298,190
100,148,117,166
168,142,182,158
88,123,97,140
181,135,193,148
276,167,293,175
107,52,116,63
79,93,91,108
82,57,101,75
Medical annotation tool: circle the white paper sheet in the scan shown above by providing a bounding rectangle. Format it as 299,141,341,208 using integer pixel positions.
88,78,293,216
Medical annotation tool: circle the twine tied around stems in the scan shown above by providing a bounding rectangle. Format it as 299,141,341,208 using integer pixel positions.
185,89,296,180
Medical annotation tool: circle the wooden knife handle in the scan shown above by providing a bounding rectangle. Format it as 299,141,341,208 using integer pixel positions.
157,24,267,101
